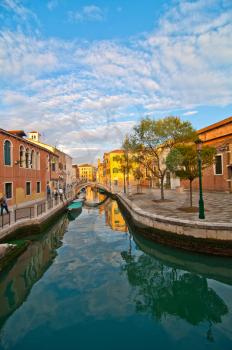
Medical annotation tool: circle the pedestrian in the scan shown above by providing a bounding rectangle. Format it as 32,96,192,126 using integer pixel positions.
54,189,58,201
58,187,64,201
63,186,67,200
0,196,10,216
46,183,51,199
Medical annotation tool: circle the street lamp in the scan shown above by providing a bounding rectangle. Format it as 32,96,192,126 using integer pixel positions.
195,138,205,219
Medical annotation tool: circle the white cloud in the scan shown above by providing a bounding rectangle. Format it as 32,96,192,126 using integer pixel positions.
1,0,35,21
1,0,232,162
183,110,198,116
68,5,105,22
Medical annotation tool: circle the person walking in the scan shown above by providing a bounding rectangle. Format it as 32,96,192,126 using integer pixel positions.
46,183,51,199
58,187,64,202
0,196,10,216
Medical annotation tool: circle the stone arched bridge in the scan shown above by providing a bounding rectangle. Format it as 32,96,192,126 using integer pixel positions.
75,182,112,194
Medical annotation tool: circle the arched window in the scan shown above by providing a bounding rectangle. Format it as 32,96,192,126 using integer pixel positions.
25,148,30,168
36,152,40,170
4,140,12,166
31,150,35,169
20,146,25,167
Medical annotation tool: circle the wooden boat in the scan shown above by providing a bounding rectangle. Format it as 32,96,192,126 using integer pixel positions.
68,199,84,211
67,207,82,221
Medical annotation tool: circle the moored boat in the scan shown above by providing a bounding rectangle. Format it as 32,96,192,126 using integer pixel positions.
68,199,84,211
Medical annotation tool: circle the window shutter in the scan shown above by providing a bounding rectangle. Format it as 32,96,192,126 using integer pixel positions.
4,141,11,165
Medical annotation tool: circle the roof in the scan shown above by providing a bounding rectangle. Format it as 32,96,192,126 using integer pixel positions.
78,163,94,167
29,131,41,134
110,149,124,153
0,128,58,156
198,116,232,134
7,130,27,137
28,138,72,159
104,149,124,156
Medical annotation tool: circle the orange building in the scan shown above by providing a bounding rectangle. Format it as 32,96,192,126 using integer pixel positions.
181,116,232,192
0,129,58,207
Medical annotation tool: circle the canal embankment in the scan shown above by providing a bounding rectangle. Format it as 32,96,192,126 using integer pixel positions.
116,190,232,256
0,192,74,242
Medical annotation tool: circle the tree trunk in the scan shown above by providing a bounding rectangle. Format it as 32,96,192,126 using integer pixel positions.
160,176,165,200
189,180,193,207
126,153,129,193
126,172,129,193
123,170,126,194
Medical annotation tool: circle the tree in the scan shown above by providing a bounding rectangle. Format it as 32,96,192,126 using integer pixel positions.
122,135,133,192
126,116,196,199
133,167,144,193
166,144,216,207
115,153,133,194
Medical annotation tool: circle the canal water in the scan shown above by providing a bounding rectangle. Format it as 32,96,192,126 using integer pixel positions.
0,189,232,350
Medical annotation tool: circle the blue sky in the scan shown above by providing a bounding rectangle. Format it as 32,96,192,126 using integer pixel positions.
0,0,232,163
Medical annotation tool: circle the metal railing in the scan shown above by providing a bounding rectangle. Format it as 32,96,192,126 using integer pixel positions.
37,202,46,216
0,213,11,228
15,206,34,222
0,191,75,230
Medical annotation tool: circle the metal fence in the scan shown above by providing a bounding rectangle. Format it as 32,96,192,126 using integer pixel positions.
1,192,74,229
37,202,46,216
0,213,11,228
15,206,34,222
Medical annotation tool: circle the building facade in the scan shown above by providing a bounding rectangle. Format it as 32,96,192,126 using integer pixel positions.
181,116,232,192
96,159,104,184
0,129,58,207
27,132,73,192
102,149,139,192
78,164,96,182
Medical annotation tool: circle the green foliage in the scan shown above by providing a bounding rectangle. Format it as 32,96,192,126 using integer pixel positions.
125,116,197,199
131,116,196,150
166,144,216,182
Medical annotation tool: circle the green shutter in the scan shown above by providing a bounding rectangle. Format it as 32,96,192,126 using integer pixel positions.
4,141,11,165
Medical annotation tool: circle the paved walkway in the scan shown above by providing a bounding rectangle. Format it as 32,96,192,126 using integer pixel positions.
127,188,232,223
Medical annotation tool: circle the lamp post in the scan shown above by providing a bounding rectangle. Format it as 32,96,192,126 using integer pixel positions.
195,138,205,219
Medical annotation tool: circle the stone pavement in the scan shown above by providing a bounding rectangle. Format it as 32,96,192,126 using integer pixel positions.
127,188,232,223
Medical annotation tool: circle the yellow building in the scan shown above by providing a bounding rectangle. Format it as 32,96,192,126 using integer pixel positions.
78,164,96,182
105,201,127,232
102,149,139,192
96,159,104,184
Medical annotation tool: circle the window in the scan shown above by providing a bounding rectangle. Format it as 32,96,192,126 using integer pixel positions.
4,140,12,166
36,181,41,193
25,148,30,168
52,162,56,171
20,146,25,167
215,155,223,175
26,182,31,195
31,150,35,169
36,152,40,170
5,183,12,199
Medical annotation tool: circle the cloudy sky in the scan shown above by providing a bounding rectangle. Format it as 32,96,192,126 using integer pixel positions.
0,0,232,163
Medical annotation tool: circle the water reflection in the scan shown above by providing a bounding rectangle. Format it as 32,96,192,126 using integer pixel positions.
84,186,127,232
0,197,231,349
104,201,127,232
121,249,228,332
0,216,69,329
